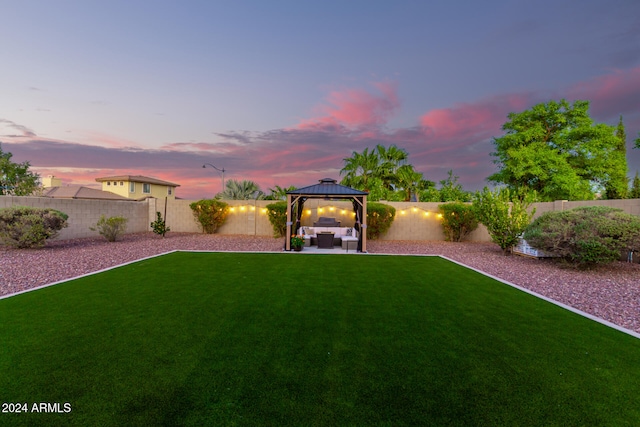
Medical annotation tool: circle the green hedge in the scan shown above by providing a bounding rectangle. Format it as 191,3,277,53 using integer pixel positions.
189,199,229,234
523,206,640,267
0,206,68,248
266,202,288,237
439,202,478,242
366,202,396,240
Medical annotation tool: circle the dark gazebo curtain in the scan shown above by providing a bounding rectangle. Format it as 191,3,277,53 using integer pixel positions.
352,197,364,252
289,197,306,239
295,198,305,235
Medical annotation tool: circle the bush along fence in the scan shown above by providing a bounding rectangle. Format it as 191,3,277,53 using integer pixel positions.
1,195,639,245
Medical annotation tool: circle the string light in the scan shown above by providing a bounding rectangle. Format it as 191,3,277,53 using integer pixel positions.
396,205,442,219
223,204,442,219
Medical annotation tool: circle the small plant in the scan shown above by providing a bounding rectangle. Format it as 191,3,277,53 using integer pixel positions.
439,202,478,242
0,206,68,248
290,235,304,248
189,199,229,234
150,211,170,237
91,215,128,242
266,201,288,237
366,202,396,240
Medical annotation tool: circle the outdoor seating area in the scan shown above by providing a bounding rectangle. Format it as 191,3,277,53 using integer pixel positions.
299,220,359,250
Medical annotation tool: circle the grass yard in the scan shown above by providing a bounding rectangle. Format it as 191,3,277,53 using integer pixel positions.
1,252,640,426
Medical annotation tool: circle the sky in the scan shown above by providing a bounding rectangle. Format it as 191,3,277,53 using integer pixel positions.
1,0,639,200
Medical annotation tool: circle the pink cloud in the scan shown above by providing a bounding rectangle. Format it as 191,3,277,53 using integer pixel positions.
565,66,640,120
297,81,400,130
73,130,145,150
419,94,532,141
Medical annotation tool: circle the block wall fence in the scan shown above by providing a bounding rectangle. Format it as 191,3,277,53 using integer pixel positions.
2,196,640,243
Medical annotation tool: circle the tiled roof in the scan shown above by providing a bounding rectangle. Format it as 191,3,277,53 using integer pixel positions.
287,178,368,196
44,186,131,200
95,175,180,187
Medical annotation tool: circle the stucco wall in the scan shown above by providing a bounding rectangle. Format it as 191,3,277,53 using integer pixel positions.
0,196,150,240
149,199,280,236
2,196,639,243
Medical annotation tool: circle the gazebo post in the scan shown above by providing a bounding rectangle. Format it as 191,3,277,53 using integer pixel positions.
361,196,367,253
285,193,292,251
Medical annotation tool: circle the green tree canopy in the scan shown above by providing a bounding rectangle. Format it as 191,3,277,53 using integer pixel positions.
489,99,625,201
420,170,471,202
0,143,40,196
630,172,640,199
340,144,433,201
603,116,628,199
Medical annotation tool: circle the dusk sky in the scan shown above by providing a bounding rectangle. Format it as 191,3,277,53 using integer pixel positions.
1,0,639,199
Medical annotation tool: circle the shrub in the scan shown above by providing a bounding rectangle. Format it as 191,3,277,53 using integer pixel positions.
472,187,536,255
91,215,128,242
266,202,288,237
0,206,68,248
189,199,229,234
150,211,170,237
366,202,396,240
439,202,478,242
523,206,640,267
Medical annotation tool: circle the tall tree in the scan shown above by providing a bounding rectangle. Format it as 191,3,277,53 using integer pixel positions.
419,170,470,202
630,172,640,199
218,179,264,200
604,115,628,199
340,144,431,201
395,164,428,201
438,170,472,202
340,147,380,193
489,99,624,201
0,143,40,196
375,144,408,191
265,185,297,200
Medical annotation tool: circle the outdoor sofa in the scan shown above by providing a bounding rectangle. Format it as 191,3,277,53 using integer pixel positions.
299,225,359,249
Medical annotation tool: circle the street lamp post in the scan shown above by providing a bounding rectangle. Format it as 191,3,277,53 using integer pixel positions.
202,163,226,193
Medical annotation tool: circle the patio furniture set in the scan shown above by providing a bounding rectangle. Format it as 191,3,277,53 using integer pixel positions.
299,217,359,250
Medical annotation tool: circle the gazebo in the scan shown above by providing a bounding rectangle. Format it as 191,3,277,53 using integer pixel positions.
285,178,369,252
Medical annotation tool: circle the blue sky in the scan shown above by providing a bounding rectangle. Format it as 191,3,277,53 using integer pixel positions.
1,0,639,199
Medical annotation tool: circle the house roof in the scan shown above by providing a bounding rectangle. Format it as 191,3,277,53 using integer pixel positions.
287,178,368,197
44,186,131,200
95,175,180,187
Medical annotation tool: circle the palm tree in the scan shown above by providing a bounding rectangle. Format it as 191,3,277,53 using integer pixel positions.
218,179,265,200
395,164,431,201
376,144,408,191
266,185,297,200
340,147,380,192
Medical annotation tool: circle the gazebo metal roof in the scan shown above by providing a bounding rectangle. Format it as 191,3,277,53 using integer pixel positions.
287,178,368,197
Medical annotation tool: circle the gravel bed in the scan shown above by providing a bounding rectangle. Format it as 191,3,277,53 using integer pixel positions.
2,232,639,334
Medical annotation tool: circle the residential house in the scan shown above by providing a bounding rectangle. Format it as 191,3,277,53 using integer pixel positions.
44,186,131,200
42,175,130,200
96,175,179,200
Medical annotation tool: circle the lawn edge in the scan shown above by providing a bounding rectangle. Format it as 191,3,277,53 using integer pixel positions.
0,250,181,301
438,254,640,341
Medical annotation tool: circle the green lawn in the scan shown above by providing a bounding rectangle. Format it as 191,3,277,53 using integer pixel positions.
1,252,640,426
